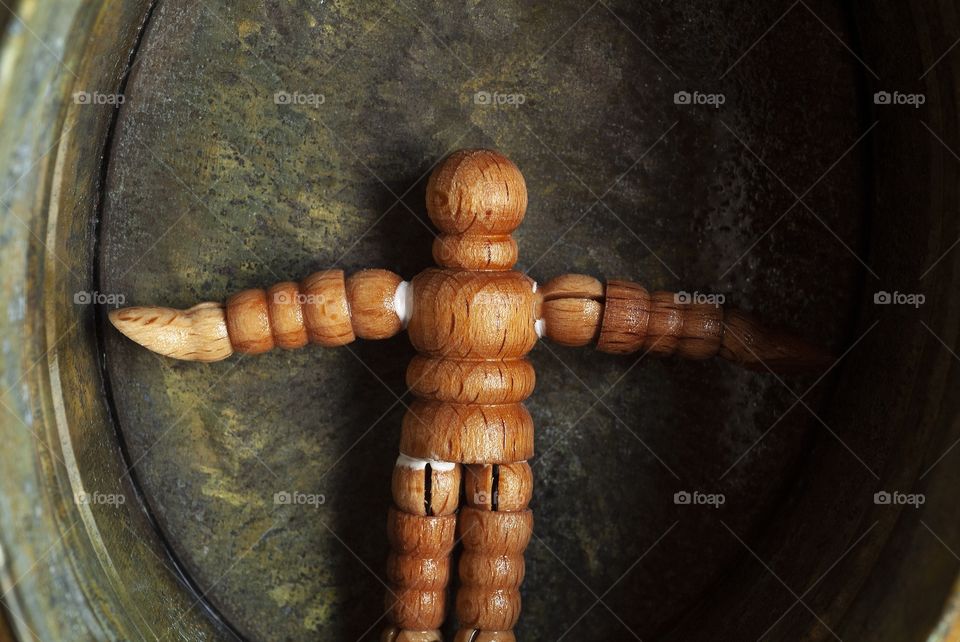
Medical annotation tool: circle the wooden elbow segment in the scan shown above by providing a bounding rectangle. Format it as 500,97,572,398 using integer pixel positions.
538,274,604,347
346,269,405,339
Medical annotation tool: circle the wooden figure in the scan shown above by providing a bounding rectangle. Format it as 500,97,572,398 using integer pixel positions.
109,149,829,641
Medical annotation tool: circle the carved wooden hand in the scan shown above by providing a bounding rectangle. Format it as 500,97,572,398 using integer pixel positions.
109,149,829,641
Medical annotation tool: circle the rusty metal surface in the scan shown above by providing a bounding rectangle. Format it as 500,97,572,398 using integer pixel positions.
99,1,864,640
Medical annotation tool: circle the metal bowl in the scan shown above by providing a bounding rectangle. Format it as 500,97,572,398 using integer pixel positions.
0,1,956,640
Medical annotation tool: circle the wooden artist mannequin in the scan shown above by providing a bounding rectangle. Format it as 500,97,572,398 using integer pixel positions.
109,149,828,641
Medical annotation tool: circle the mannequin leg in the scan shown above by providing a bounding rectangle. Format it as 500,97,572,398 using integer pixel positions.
453,462,533,642
382,454,461,642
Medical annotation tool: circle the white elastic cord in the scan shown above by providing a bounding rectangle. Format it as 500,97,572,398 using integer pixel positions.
395,453,456,471
394,281,414,328
532,280,546,338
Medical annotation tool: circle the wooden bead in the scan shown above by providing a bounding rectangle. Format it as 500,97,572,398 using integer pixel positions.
720,309,831,372
541,298,602,347
407,269,538,360
400,401,534,464
458,553,525,589
386,508,457,630
225,288,275,354
596,279,831,370
426,149,527,236
455,587,522,631
346,269,403,339
266,281,308,349
457,508,533,555
392,456,461,517
300,269,355,347
108,303,233,362
432,234,518,271
405,356,535,405
541,273,604,300
454,631,516,642
381,628,442,642
387,508,456,558
464,463,533,512
387,588,447,631
456,508,531,631
386,554,451,591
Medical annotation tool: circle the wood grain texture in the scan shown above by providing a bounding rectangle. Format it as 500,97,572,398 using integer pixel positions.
385,508,457,630
346,269,404,339
455,508,533,631
391,458,461,517
406,268,538,360
108,303,233,362
405,356,536,406
225,288,275,354
464,463,533,512
109,268,406,359
399,400,534,464
597,279,831,371
388,150,537,637
425,148,527,271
